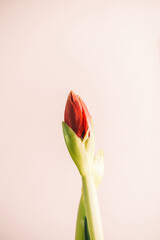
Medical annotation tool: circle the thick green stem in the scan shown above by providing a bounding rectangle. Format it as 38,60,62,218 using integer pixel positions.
82,174,104,240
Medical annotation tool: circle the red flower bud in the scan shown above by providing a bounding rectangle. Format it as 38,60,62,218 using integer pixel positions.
64,91,91,139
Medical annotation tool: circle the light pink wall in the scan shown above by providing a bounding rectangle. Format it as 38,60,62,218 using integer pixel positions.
0,1,160,239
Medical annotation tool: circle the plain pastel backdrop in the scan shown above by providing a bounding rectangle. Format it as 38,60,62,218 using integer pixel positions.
0,0,160,239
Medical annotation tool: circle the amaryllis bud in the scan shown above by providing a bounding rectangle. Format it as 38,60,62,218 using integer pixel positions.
64,91,91,139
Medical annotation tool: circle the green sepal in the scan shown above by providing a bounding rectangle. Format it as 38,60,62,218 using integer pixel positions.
84,118,95,162
62,122,90,176
93,150,104,187
84,132,95,164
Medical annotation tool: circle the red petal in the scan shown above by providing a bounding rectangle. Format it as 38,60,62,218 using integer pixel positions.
64,91,84,138
79,97,91,137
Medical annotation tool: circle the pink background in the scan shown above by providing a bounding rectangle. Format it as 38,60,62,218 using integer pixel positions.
0,1,160,239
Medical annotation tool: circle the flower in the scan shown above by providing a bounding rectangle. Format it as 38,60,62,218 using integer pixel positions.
63,91,94,175
64,91,91,139
62,91,104,240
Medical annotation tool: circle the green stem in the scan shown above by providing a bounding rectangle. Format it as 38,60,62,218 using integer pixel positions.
75,195,86,240
75,194,91,240
82,174,104,240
